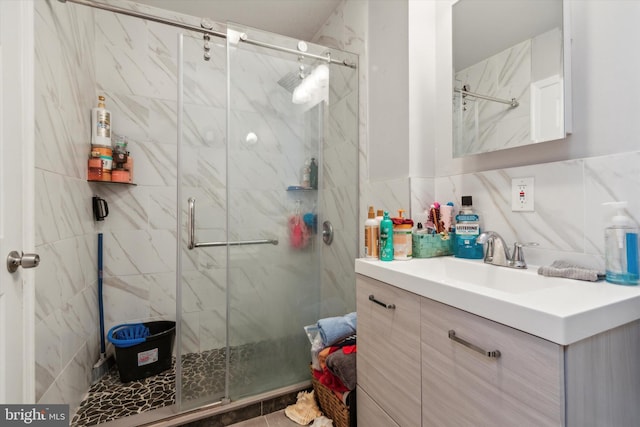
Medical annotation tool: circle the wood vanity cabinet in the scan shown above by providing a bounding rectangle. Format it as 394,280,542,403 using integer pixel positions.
421,296,563,426
356,273,640,427
356,275,421,427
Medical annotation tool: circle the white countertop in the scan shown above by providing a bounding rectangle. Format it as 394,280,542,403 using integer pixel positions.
355,257,640,345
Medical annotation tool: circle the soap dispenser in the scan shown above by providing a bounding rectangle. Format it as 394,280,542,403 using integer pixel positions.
603,201,639,285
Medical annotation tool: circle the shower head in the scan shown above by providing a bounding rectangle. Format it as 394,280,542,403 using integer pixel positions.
277,72,303,93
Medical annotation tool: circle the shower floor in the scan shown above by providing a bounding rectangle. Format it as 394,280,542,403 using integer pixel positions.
71,338,306,427
71,348,226,427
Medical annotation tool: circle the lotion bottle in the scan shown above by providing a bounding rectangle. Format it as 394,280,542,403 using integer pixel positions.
364,206,379,258
379,211,394,261
91,95,112,146
604,201,639,285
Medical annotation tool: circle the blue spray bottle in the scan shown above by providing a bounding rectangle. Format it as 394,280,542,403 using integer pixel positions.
379,211,394,261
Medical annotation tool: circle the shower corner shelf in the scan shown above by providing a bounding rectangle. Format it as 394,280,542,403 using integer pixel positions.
88,180,137,186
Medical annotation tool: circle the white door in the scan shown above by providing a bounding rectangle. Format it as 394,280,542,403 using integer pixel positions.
0,0,35,403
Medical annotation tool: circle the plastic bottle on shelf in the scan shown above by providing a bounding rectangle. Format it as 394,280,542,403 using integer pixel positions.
310,158,318,189
91,95,112,146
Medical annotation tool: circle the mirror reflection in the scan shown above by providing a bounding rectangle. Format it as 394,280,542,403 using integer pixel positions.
452,0,565,157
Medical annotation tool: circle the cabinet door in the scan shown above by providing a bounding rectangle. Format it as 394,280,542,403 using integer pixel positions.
356,386,400,427
356,275,421,427
421,297,564,427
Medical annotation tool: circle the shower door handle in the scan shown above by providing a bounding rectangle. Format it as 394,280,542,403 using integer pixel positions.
187,197,196,249
187,198,278,249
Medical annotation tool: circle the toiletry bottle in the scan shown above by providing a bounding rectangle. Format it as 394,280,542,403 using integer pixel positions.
364,206,379,258
310,158,318,189
91,95,112,146
604,201,639,285
301,159,311,188
379,211,394,261
375,209,384,256
441,202,455,232
454,196,483,259
393,209,413,260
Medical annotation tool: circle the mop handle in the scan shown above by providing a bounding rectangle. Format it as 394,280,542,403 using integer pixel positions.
98,233,105,355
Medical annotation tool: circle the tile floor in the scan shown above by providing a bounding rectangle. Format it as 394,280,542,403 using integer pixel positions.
228,409,300,427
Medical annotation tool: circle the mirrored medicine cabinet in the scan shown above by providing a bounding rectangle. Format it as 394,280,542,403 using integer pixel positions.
452,0,571,157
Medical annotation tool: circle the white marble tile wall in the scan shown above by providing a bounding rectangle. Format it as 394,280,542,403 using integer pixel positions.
34,0,99,411
429,151,640,269
312,0,368,318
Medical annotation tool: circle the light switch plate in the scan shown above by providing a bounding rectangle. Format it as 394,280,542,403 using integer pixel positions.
512,177,535,211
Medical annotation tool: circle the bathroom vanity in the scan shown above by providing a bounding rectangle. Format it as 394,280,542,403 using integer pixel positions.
355,257,640,427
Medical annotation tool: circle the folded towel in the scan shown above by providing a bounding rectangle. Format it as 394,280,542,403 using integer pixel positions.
326,347,357,390
537,260,605,282
317,312,357,346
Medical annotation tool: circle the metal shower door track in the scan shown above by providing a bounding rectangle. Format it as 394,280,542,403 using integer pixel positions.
58,0,357,69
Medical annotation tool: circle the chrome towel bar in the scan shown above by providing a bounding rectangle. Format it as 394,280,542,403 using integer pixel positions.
187,198,278,249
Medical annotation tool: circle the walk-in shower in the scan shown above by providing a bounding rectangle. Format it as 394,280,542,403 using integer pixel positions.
45,1,358,425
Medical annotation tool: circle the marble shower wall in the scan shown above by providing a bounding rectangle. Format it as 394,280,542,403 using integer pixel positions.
34,0,99,408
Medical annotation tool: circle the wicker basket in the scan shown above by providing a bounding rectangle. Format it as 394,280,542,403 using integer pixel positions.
310,366,353,427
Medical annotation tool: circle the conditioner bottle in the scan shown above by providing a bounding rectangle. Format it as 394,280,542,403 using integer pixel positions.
379,211,394,261
364,206,379,258
91,95,112,146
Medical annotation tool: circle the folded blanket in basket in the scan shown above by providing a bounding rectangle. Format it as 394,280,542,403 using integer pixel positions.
326,346,356,390
537,260,605,282
317,312,356,346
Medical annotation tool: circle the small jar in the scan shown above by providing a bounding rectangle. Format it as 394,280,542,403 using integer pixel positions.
87,158,102,181
111,169,130,183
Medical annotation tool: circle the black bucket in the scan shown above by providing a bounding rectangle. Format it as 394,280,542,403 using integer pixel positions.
109,320,176,383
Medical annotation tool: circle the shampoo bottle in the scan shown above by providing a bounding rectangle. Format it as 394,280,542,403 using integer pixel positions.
604,201,639,285
379,211,394,261
454,196,483,259
91,95,112,146
364,206,379,258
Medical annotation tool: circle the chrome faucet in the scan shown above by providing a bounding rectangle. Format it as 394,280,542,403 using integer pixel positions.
477,231,538,269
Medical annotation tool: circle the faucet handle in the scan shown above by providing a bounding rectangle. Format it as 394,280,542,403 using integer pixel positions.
512,242,539,268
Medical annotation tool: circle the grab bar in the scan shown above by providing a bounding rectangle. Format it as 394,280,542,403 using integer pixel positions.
454,87,519,108
187,198,279,249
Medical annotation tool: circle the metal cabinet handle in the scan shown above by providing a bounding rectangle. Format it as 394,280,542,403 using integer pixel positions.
368,294,396,309
448,330,501,358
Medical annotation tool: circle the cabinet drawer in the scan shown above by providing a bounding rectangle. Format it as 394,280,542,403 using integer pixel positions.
356,386,400,427
421,297,564,427
356,275,421,427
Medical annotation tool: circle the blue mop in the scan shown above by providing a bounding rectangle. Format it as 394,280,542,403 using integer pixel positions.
91,233,115,384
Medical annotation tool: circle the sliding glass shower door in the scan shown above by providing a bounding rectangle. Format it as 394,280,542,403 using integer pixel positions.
177,22,359,408
226,23,328,399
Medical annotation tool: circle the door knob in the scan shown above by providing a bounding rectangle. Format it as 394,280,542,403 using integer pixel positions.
6,251,40,273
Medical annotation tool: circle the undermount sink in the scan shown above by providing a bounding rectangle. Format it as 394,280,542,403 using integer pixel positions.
436,257,566,294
